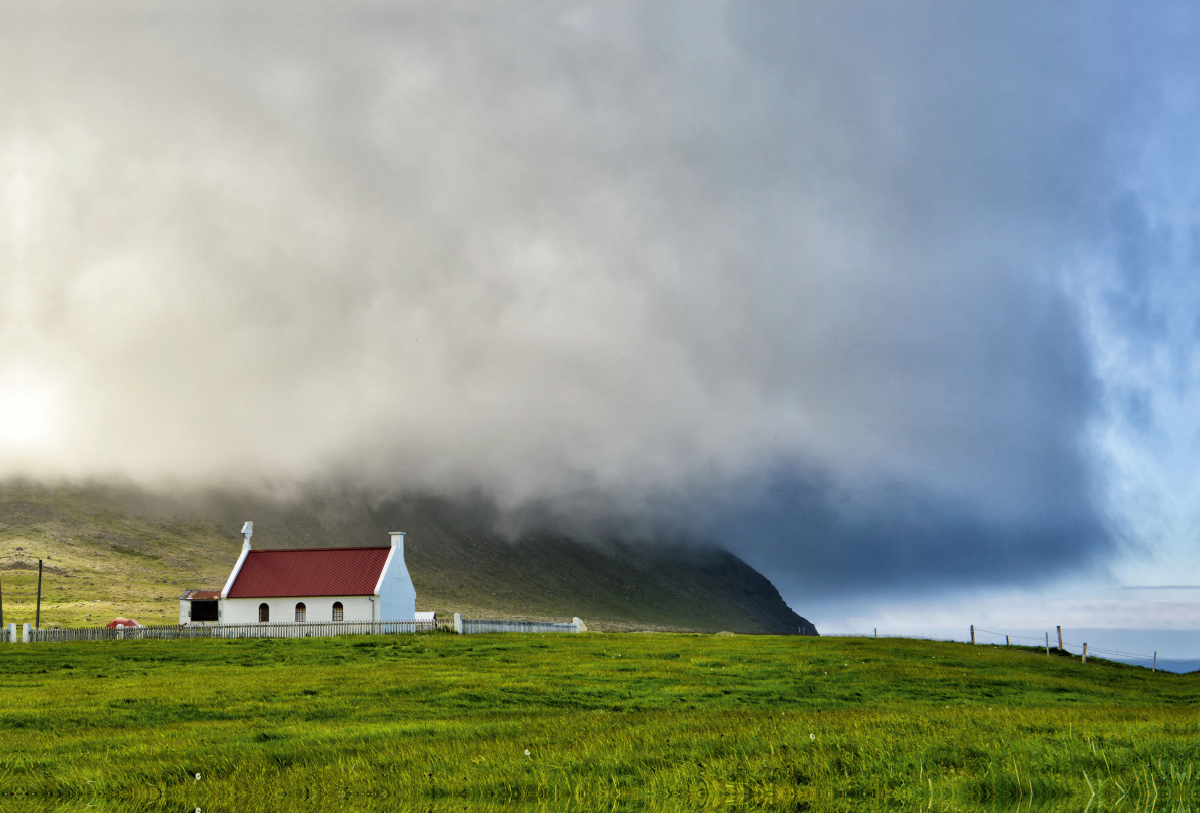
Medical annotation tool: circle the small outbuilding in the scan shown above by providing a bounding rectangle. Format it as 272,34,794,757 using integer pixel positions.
104,618,142,629
179,590,221,623
179,530,416,625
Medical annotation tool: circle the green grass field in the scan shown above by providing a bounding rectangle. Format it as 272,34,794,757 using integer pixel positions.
1,633,1197,812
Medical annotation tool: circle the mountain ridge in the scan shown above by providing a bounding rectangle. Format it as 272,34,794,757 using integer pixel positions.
0,482,817,634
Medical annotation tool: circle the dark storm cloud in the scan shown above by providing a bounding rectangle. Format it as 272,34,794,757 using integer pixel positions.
0,1,1177,597
694,465,1110,602
679,1,1133,592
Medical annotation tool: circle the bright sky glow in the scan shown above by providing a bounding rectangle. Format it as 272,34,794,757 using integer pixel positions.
0,366,60,451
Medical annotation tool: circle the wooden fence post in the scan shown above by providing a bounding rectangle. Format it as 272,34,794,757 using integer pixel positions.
1006,635,1010,646
970,624,975,644
1081,643,1087,663
1045,632,1049,656
1057,626,1063,651
1152,651,1157,672
35,559,43,630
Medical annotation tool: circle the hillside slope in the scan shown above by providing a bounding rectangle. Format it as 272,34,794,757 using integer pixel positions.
0,482,816,634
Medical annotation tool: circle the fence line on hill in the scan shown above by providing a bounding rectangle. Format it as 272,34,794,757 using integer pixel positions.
971,626,1200,671
823,627,1199,673
22,619,439,643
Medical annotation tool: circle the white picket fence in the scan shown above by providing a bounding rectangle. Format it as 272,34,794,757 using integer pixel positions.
459,618,581,634
22,619,438,643
11,615,587,642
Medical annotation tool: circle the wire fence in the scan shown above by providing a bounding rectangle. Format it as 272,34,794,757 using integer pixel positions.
971,627,1200,672
822,628,1199,673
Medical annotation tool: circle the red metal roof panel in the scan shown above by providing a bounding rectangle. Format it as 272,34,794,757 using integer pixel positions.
226,547,391,598
181,590,221,600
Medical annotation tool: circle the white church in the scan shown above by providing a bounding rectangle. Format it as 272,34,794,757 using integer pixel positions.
179,523,418,625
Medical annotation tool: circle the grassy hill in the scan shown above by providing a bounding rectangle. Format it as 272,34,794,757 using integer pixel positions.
0,481,814,634
0,634,1195,809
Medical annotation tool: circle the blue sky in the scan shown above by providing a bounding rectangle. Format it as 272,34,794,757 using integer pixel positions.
1,2,1198,640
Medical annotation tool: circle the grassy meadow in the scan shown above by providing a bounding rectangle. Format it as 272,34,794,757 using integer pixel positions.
1,632,1197,812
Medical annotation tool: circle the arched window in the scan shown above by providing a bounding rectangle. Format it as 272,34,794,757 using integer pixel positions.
332,601,343,622
295,602,306,623
258,603,269,623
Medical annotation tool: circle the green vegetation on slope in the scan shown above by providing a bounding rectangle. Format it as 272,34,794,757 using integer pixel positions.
0,634,1196,811
0,482,812,633
0,485,242,628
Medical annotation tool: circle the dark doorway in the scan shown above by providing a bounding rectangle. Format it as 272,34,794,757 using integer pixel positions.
190,600,219,622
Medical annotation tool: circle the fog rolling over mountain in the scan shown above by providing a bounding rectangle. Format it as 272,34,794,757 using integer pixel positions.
5,2,1196,625
0,482,815,634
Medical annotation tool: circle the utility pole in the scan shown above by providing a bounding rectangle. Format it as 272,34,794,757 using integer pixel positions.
35,559,43,630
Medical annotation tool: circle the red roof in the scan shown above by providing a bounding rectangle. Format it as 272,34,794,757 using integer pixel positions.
181,590,221,600
226,547,391,598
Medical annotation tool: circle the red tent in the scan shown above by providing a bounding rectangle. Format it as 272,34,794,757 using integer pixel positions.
104,618,142,629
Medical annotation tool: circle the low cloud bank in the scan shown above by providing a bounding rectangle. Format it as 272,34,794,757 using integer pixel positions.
5,2,1180,597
